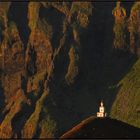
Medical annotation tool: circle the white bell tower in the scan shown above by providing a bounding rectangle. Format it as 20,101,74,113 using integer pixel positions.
97,101,107,118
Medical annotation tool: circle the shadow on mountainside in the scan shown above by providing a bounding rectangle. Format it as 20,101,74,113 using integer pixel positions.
8,2,30,48
39,5,65,50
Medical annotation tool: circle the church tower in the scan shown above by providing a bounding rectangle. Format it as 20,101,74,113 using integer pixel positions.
97,101,107,118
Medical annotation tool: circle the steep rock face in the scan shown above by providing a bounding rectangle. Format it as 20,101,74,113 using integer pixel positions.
0,3,25,104
0,2,93,138
22,89,49,138
112,2,127,50
65,47,79,85
0,22,25,100
128,2,140,55
0,2,11,29
24,3,92,138
112,2,140,55
0,89,30,138
0,1,140,139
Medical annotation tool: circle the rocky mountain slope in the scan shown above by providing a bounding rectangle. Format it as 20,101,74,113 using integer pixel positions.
0,1,140,138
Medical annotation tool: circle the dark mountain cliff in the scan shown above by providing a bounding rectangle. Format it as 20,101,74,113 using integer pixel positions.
0,1,140,138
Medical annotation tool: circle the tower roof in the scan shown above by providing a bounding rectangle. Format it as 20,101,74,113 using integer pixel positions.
101,101,103,107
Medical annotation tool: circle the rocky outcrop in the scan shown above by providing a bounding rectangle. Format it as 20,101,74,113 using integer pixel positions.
112,1,140,56
0,89,30,138
0,21,25,100
128,2,140,55
0,2,93,138
112,2,127,50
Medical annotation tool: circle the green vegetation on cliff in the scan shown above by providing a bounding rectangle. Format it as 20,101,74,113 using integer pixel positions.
110,59,140,128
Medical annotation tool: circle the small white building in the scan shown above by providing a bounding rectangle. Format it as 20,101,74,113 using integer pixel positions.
97,101,107,118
